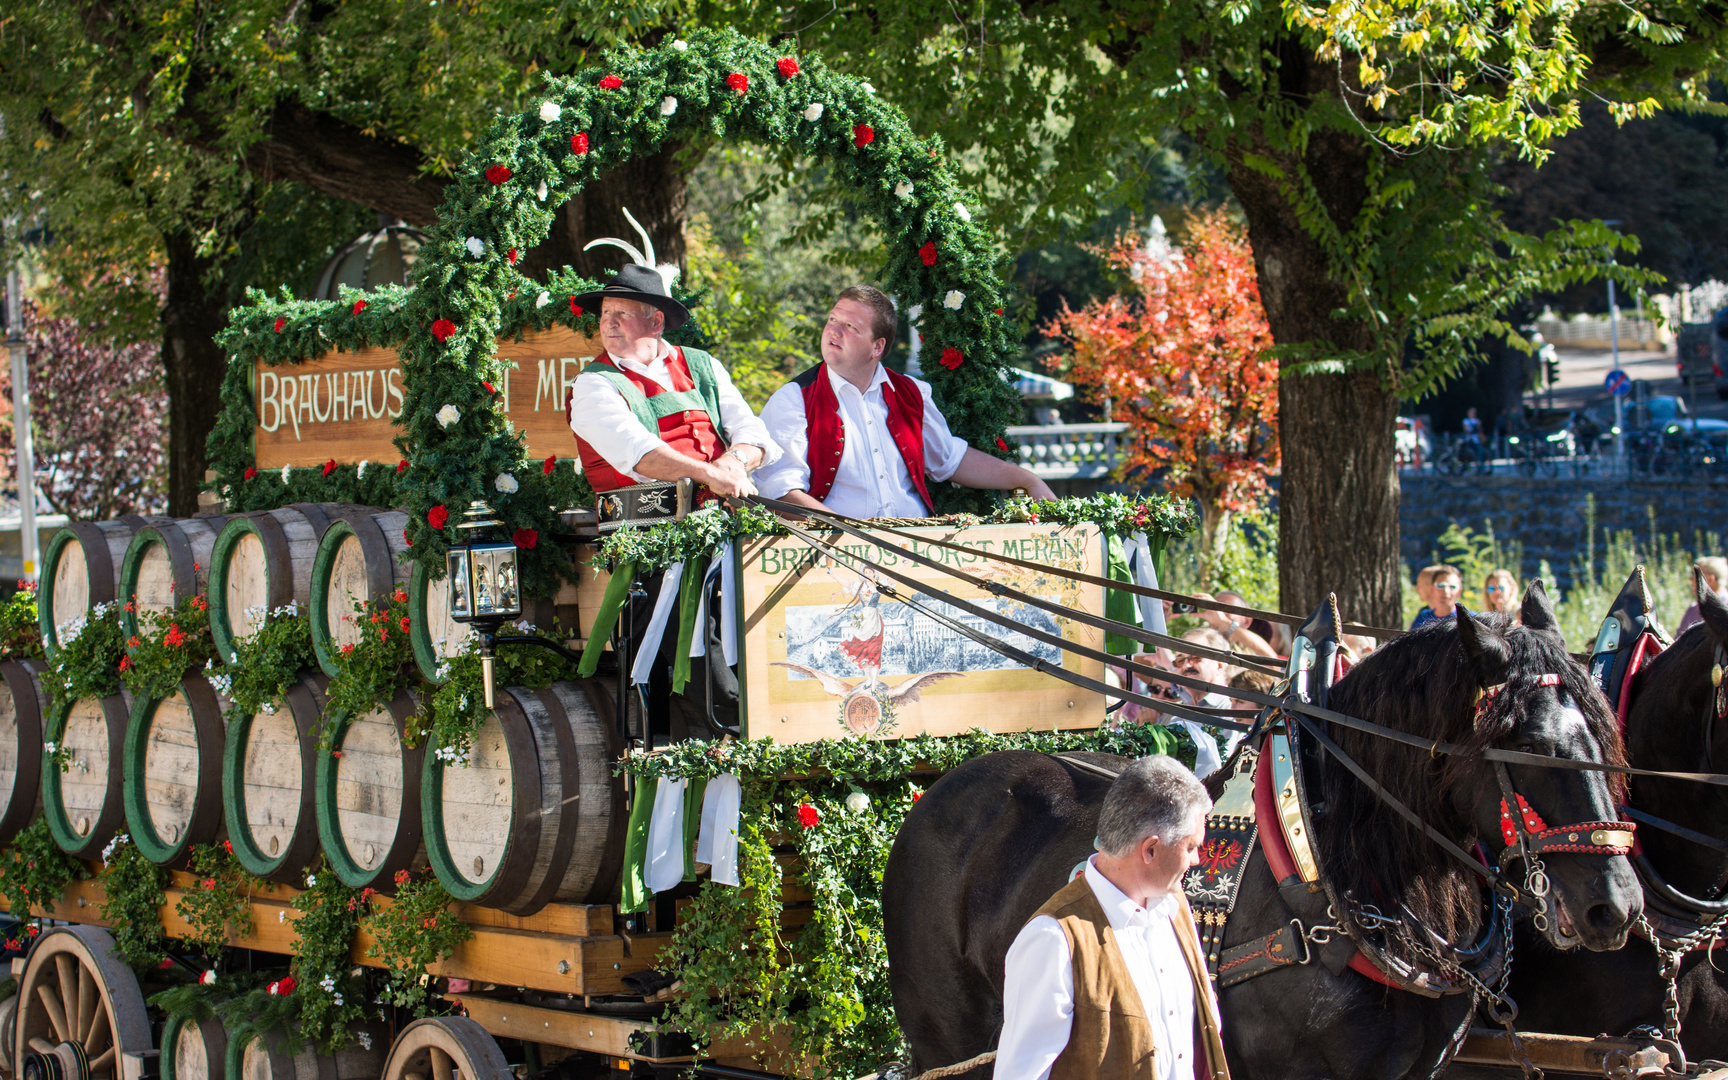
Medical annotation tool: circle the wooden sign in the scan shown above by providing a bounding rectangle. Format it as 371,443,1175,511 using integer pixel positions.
252,326,603,468
736,522,1108,743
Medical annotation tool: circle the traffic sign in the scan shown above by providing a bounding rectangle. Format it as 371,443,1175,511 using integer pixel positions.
1605,369,1632,396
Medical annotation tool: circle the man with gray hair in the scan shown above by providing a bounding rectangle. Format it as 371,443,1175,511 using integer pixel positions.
995,756,1229,1080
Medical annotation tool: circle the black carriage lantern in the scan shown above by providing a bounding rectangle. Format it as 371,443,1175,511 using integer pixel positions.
446,500,523,708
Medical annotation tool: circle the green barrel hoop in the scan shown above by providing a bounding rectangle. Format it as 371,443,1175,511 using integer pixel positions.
161,1011,228,1080
308,511,405,679
408,557,468,683
118,517,228,640
0,660,46,848
313,691,426,891
41,693,129,859
208,505,338,666
122,676,225,867
38,518,146,659
221,674,325,886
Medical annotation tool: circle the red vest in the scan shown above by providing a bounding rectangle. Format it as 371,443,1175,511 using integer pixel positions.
794,363,933,512
568,349,726,493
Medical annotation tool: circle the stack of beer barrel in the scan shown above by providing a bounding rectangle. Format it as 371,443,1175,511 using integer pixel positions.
11,505,623,912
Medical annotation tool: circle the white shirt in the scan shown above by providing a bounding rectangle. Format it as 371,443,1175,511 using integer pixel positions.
996,856,1203,1080
754,363,969,519
566,340,778,482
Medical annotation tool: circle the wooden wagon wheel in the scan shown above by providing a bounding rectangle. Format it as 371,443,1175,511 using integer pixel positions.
14,925,151,1080
380,1018,512,1080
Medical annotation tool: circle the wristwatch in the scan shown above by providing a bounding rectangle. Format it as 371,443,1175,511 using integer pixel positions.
724,447,757,472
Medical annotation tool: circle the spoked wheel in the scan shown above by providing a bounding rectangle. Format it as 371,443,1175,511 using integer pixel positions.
382,1018,512,1080
14,925,151,1080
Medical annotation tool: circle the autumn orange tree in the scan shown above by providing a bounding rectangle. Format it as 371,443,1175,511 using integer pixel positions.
1046,210,1277,583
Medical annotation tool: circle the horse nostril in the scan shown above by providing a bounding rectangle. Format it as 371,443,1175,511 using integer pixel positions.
1584,901,1630,934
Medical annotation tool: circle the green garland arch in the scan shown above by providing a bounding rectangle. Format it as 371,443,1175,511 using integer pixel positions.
211,27,1025,596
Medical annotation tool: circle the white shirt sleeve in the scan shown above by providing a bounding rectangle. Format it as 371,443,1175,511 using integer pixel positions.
568,369,665,480
709,356,780,467
753,383,812,499
993,915,1074,1080
914,376,971,482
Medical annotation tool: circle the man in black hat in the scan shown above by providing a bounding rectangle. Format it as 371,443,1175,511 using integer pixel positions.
566,263,778,497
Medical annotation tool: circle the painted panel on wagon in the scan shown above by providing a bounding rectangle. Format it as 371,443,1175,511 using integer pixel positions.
738,522,1108,743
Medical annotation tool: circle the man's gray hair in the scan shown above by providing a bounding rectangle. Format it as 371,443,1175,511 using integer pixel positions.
1096,756,1211,857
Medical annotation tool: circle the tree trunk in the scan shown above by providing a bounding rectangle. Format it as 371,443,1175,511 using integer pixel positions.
1224,128,1404,630
161,230,231,517
1198,503,1234,593
517,144,697,283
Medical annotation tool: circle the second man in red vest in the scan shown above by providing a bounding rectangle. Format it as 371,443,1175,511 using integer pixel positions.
755,285,1055,517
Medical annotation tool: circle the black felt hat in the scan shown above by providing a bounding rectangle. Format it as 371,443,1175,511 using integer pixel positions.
572,263,690,331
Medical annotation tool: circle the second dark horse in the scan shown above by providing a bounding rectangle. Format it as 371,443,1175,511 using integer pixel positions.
883,585,1643,1080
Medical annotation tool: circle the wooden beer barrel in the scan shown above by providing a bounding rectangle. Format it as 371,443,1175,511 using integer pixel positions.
208,505,344,664
38,516,157,658
122,675,226,866
423,680,625,914
226,1023,387,1080
0,660,47,847
315,691,426,890
223,673,327,886
163,1012,229,1080
309,510,410,677
407,560,582,682
42,693,130,858
119,516,232,637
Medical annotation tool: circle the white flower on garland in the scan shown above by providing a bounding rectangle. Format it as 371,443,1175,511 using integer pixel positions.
895,180,913,198
660,96,678,116
356,460,368,478
200,970,217,986
535,291,552,309
436,404,461,429
494,472,519,494
306,874,317,888
845,791,870,813
954,202,971,222
536,180,548,202
538,100,562,122
465,236,485,259
672,39,688,50
280,464,292,483
907,303,923,322
804,103,825,121
861,82,876,93
943,290,965,310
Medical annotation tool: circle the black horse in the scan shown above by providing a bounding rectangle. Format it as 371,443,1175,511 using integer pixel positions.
1453,575,1728,1067
883,585,1642,1080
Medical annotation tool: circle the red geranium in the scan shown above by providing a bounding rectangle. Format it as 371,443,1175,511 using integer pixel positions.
321,459,336,477
853,124,874,148
571,132,590,155
485,164,513,184
352,299,367,315
118,656,132,673
428,505,449,529
726,73,749,95
939,347,964,370
431,319,457,342
513,528,538,550
776,57,800,77
920,241,938,267
598,74,623,90
244,466,257,480
393,588,408,602
395,869,411,885
203,878,215,890
542,454,557,475
796,803,820,829
396,460,409,473
165,624,187,647
273,317,285,333
398,616,410,633
569,297,583,316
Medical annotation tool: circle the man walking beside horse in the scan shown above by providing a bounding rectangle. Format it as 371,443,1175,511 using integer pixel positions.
994,757,1229,1080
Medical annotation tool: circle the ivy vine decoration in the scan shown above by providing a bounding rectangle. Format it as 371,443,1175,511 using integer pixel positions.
286,862,370,1052
322,591,417,749
420,630,579,761
0,583,43,662
214,25,1023,600
97,833,170,969
121,593,215,702
0,817,86,928
362,867,472,1016
42,601,125,709
206,604,316,722
175,841,260,957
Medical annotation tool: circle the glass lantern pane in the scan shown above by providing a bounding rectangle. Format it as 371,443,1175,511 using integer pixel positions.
447,552,471,619
473,551,495,614
493,548,521,616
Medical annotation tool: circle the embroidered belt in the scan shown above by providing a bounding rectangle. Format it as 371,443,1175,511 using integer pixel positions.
596,478,699,532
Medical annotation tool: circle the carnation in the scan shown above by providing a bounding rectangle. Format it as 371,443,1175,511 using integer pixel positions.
939,347,965,370
726,73,749,95
428,505,450,530
535,291,552,309
356,460,368,478
598,74,623,90
920,241,938,267
660,95,678,116
513,528,539,550
494,472,519,494
672,39,688,50
954,202,972,222
432,318,457,342
943,290,965,310
200,970,217,986
466,237,485,258
273,317,285,332
853,124,875,148
776,57,800,77
436,404,461,429
538,101,561,122
895,180,913,198
803,103,825,121
280,464,292,483
484,164,512,185
845,792,870,813
570,132,590,155
351,299,367,315
796,803,820,829
536,181,548,202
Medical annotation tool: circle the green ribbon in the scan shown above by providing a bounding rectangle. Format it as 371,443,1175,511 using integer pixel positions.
619,775,658,914
683,776,709,882
670,560,707,694
1104,532,1139,656
578,559,637,677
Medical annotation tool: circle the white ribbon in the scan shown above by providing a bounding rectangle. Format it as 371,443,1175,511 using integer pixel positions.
689,552,726,658
1128,531,1167,636
695,774,743,887
631,560,685,685
719,541,738,666
644,776,689,893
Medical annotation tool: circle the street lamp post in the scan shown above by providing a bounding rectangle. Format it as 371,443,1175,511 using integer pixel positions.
4,262,35,585
1604,221,1626,473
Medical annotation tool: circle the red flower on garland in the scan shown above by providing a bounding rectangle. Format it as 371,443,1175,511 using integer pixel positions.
352,299,367,315
428,505,450,529
920,241,938,266
404,531,412,547
939,347,964,370
273,317,285,333
994,307,1003,315
321,459,336,477
513,528,538,550
996,437,1010,452
482,381,496,396
165,624,187,647
853,124,875,148
485,164,513,184
569,297,583,316
796,803,820,829
598,74,623,90
431,319,457,342
776,57,800,78
571,132,590,155
542,454,557,475
508,248,518,266
243,466,257,481
118,656,132,673
276,976,296,995
396,459,409,473
726,72,749,95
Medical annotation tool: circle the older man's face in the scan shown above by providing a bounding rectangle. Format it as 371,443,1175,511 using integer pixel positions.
599,297,663,356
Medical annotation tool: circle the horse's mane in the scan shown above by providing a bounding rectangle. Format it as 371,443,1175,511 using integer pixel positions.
1312,613,1626,949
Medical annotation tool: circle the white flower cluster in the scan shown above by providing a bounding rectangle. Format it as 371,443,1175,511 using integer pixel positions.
660,96,678,116
466,236,485,259
943,290,965,310
44,740,57,755
320,974,336,992
306,874,318,887
278,909,287,923
895,181,914,198
437,404,461,429
357,1032,372,1051
672,39,688,50
434,743,471,768
536,181,548,202
101,832,129,865
845,792,871,813
494,472,518,494
538,101,561,122
804,103,825,121
954,202,971,222
512,619,537,633
535,291,552,309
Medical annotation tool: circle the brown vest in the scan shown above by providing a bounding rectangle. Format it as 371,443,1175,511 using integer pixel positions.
1034,876,1231,1080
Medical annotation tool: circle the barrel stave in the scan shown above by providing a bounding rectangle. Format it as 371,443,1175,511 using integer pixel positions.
43,693,129,858
224,674,326,886
124,676,226,866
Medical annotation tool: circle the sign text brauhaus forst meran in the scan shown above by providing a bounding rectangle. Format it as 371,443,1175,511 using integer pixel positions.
251,326,602,469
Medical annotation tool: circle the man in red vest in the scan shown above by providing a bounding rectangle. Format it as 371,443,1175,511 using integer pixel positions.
566,264,777,496
756,285,1053,517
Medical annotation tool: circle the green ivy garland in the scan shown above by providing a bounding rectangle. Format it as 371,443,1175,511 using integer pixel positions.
97,833,171,969
0,817,86,928
362,867,472,1015
212,26,1023,599
175,842,261,957
0,584,43,662
287,861,371,1052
